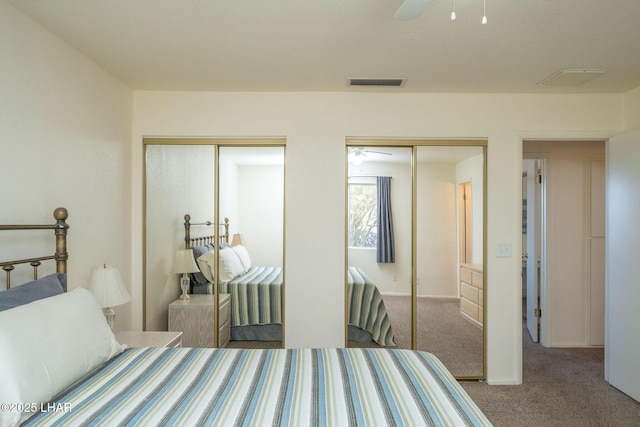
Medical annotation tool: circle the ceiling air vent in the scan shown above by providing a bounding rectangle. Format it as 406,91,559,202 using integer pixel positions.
348,78,406,87
538,69,608,86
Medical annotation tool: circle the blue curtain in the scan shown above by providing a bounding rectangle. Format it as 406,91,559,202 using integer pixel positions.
376,176,395,263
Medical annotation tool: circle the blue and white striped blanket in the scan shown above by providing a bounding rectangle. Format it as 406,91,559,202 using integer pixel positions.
217,266,396,347
219,266,283,327
23,347,492,426
348,266,396,347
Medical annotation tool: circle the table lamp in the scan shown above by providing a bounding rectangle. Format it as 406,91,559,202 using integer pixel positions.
172,249,200,300
89,264,131,329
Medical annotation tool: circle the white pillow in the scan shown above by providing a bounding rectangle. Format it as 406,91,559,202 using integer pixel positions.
0,288,124,426
197,248,245,283
232,245,252,271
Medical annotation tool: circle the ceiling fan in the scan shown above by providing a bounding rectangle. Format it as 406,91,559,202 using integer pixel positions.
349,147,392,165
394,0,431,21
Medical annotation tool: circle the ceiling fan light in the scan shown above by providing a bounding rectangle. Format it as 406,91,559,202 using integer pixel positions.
482,0,487,24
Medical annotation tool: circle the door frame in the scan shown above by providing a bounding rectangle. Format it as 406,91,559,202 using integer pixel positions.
522,156,548,345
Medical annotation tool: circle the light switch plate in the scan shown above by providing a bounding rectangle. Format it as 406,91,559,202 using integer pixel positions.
496,242,512,258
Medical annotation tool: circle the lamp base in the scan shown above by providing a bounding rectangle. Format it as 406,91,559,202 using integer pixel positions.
179,274,190,301
104,307,115,329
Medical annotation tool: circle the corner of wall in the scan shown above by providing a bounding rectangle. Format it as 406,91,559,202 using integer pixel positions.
624,86,640,132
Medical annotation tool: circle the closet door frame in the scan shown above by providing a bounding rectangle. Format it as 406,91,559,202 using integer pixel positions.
143,137,286,348
345,138,487,380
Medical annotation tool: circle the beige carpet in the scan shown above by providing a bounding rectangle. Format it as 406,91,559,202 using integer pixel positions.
461,323,640,426
349,295,484,378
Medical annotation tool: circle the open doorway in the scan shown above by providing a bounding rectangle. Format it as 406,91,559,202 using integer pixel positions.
523,140,605,348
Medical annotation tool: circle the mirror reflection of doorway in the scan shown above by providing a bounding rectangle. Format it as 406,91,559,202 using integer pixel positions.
459,182,472,264
346,141,486,379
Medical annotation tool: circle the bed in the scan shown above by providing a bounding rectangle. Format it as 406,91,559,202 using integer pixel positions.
0,208,491,426
184,215,396,346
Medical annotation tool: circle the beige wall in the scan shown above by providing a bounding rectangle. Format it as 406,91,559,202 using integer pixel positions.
624,86,640,131
0,1,133,330
132,91,623,384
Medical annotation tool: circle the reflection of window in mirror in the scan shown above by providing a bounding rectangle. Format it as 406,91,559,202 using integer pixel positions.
348,182,377,248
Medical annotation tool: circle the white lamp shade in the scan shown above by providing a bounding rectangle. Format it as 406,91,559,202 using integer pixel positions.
172,249,200,274
231,233,246,247
89,265,131,308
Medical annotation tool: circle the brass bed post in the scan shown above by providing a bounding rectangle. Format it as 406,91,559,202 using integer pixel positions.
184,214,192,250
54,207,69,274
223,218,229,243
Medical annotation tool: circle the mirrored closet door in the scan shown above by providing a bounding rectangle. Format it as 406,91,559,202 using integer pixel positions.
415,145,485,378
145,143,216,332
347,146,412,350
345,140,486,379
219,146,285,349
144,139,285,349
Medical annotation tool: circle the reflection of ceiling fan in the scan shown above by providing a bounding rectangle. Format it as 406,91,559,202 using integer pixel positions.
394,0,431,21
349,147,392,165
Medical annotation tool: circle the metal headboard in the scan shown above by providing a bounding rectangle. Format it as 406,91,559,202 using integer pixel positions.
183,214,229,249
0,207,69,289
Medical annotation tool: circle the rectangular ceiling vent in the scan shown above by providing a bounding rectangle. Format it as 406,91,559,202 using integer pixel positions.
349,78,406,87
538,69,608,86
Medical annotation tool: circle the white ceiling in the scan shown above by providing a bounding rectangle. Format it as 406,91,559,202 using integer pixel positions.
9,0,640,93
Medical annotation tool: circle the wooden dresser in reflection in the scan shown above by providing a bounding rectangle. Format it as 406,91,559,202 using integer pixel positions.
460,263,484,328
168,293,231,348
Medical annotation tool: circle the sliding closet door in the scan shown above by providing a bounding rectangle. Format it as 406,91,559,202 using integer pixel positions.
145,144,216,331
219,146,285,349
346,146,412,349
346,141,486,379
415,145,485,378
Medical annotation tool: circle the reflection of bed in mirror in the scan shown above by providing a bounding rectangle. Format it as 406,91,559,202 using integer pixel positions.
184,214,283,342
347,266,396,346
184,215,396,346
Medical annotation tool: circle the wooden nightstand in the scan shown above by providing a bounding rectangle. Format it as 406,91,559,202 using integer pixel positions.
115,331,183,348
168,293,231,348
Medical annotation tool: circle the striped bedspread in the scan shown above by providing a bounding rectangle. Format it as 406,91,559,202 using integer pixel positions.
348,266,396,347
23,347,492,427
219,266,282,327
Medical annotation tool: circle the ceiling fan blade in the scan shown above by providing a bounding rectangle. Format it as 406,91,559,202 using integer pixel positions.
364,150,392,155
394,0,431,21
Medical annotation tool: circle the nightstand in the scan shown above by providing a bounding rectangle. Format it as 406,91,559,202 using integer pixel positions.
115,331,183,348
168,293,231,348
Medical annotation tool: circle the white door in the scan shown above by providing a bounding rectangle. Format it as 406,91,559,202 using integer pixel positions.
523,159,542,342
606,130,640,402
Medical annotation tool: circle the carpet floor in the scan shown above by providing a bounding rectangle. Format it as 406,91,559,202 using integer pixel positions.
349,295,484,377
460,323,640,426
